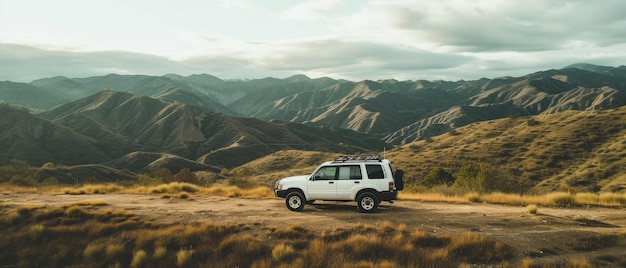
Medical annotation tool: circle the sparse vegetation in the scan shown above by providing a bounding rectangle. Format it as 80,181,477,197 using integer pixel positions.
0,201,522,267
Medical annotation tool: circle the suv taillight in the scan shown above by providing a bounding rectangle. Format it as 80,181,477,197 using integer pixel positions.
389,182,395,191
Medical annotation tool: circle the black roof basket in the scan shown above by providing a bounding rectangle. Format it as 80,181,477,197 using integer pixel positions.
333,155,383,162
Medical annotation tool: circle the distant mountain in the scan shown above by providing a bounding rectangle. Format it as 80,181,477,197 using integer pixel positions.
1,63,626,149
0,104,110,166
383,67,626,143
563,63,626,75
31,90,384,168
0,81,67,111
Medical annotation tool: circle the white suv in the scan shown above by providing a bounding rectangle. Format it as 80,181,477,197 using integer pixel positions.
273,156,404,213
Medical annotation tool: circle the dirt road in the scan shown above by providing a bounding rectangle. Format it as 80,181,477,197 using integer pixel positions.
3,192,626,263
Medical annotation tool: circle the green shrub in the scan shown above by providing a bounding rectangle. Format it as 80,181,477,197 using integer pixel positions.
137,174,163,186
422,168,455,187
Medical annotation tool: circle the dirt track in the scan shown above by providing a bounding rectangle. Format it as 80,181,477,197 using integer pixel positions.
3,192,626,263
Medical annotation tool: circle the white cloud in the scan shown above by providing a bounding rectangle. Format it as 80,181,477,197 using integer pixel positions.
0,0,625,82
334,0,626,52
281,0,344,21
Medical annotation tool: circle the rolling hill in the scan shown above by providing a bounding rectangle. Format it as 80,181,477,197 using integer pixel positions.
1,90,384,171
1,63,626,189
236,107,626,194
386,107,626,193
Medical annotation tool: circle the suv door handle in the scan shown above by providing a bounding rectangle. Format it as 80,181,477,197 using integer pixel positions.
329,181,334,184
354,181,360,184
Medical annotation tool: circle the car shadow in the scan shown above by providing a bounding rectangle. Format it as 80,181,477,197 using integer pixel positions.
304,201,415,213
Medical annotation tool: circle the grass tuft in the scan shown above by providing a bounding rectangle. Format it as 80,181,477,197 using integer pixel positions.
130,250,148,268
527,204,538,215
27,224,45,240
106,244,125,259
154,246,167,259
272,244,296,262
83,243,104,259
176,248,193,267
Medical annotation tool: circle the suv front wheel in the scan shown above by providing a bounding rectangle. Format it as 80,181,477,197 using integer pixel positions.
286,191,305,211
356,192,379,213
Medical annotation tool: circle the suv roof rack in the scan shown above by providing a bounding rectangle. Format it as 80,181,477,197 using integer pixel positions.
333,155,383,162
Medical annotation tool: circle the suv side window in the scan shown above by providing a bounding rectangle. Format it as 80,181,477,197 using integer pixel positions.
365,164,385,179
338,165,362,180
314,166,337,180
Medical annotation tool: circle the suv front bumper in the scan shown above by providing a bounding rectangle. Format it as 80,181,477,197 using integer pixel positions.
274,189,289,198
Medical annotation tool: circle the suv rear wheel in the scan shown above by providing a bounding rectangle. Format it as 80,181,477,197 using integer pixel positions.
356,192,379,213
286,191,305,211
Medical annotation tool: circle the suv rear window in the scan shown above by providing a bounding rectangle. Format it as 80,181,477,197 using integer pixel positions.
365,164,385,179
338,165,362,180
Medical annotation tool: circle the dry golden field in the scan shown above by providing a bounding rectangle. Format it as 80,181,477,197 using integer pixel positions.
1,185,625,267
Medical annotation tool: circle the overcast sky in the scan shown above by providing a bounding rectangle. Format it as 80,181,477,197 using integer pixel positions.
1,0,625,82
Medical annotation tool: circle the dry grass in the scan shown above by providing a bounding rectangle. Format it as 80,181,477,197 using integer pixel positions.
0,202,526,267
400,191,626,208
203,185,273,198
399,192,471,203
62,184,122,195
55,182,275,199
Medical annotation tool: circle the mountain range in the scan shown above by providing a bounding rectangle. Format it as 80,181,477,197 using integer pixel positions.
1,63,626,184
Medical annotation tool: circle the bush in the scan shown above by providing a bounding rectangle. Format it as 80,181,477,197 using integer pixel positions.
40,176,60,185
172,168,199,184
453,163,516,193
422,168,455,188
0,159,39,184
228,176,257,189
9,176,38,186
137,174,163,186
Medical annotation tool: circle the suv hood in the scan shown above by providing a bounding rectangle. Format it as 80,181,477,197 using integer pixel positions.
280,175,309,183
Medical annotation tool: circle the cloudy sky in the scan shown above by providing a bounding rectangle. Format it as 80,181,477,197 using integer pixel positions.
1,0,625,82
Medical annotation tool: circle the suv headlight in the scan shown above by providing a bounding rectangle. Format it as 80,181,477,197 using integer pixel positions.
274,181,283,190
